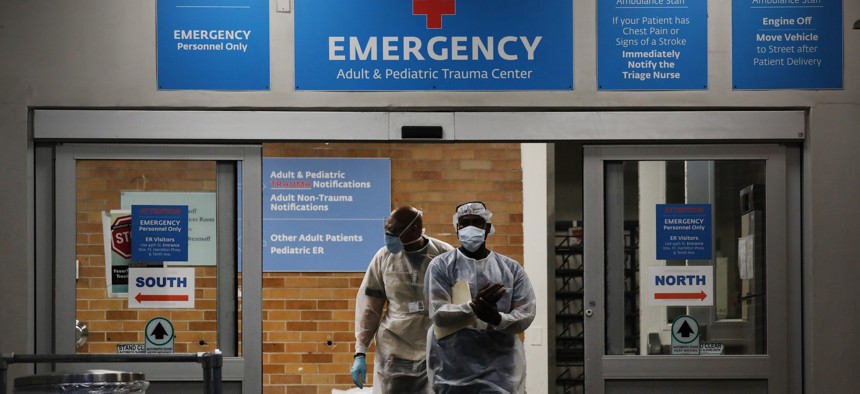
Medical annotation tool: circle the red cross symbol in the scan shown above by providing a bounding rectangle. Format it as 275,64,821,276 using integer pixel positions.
413,0,456,29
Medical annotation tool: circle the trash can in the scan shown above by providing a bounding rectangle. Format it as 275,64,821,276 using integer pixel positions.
14,370,148,393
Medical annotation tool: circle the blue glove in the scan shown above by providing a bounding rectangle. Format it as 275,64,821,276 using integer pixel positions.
351,354,367,388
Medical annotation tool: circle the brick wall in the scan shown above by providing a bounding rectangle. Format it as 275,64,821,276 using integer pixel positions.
74,143,524,394
262,142,523,394
76,160,221,354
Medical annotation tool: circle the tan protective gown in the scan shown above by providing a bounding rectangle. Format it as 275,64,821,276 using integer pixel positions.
355,236,454,394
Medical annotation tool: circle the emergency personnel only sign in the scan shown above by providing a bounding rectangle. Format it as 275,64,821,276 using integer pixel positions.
128,267,195,309
647,265,713,306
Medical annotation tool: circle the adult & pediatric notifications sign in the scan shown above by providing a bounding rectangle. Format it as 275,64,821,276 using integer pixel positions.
157,0,270,90
598,0,707,90
732,0,842,89
263,158,390,271
294,0,573,90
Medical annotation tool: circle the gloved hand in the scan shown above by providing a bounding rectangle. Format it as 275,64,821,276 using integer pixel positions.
351,354,367,388
475,283,507,304
471,297,503,325
470,283,506,325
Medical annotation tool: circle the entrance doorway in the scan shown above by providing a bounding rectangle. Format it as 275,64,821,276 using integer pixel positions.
582,145,801,393
35,144,262,393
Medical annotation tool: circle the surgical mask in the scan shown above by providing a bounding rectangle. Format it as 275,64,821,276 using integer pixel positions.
385,234,404,254
458,226,486,252
384,211,423,254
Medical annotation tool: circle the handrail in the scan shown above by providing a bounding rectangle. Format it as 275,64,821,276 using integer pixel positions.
0,350,222,394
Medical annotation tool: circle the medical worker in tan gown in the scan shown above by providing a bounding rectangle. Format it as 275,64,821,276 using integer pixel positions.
351,206,454,393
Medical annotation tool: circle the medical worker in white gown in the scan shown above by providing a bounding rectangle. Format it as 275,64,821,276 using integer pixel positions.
425,201,536,394
352,206,454,393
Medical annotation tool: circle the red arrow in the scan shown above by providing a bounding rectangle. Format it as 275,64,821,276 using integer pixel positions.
654,291,707,301
135,293,189,303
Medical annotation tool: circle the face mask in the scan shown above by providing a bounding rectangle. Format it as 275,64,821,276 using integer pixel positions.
458,226,486,252
385,234,404,254
385,211,422,254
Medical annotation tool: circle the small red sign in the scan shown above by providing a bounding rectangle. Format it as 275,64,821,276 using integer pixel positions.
111,215,132,259
413,0,456,29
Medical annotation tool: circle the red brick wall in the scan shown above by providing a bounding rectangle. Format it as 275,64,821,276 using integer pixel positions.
76,160,221,354
261,142,523,394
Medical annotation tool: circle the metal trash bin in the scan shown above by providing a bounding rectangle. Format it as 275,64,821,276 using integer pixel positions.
14,370,149,393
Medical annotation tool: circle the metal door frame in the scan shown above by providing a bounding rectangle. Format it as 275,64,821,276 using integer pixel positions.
28,109,806,394
583,144,801,393
35,144,262,393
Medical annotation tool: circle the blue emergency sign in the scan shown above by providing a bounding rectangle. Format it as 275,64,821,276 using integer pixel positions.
597,0,708,90
131,205,189,262
294,0,573,90
732,0,842,89
157,0,270,90
656,204,712,260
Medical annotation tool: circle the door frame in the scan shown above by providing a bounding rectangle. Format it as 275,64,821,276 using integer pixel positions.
35,143,262,393
582,144,801,393
29,109,806,394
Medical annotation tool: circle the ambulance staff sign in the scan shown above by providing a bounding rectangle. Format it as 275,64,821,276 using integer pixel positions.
294,0,573,90
597,0,708,90
732,0,842,89
656,204,712,260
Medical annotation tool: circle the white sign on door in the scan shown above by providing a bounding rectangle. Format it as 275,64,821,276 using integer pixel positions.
128,267,195,309
647,265,713,306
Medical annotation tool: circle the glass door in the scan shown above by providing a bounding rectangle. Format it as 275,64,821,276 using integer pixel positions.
583,145,800,393
37,144,262,393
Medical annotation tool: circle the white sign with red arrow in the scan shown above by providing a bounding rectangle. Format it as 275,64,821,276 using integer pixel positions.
128,267,195,309
647,265,713,306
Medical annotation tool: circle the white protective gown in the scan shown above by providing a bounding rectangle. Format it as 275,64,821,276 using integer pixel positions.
355,236,454,394
425,249,537,394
